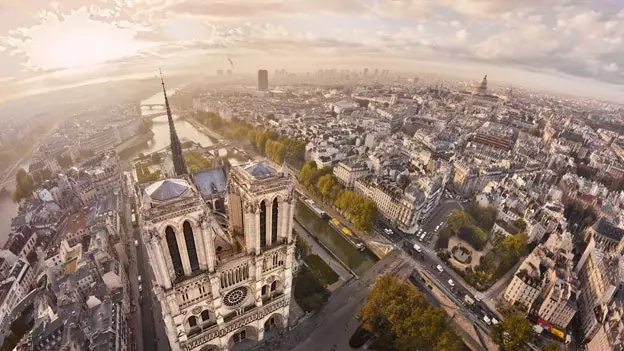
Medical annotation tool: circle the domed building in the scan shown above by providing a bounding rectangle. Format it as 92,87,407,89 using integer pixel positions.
137,75,295,351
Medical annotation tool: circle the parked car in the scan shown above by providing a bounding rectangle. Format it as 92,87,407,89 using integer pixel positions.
436,265,444,273
448,279,455,287
138,275,142,282
413,244,422,253
483,315,491,325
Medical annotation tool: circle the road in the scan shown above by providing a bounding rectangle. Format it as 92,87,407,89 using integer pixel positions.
122,175,169,351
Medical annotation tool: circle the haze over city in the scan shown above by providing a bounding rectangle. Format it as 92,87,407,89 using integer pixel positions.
0,0,623,102
1,2,624,351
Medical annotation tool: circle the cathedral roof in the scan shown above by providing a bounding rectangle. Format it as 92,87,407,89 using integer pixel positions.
241,162,276,180
145,178,190,201
194,167,227,196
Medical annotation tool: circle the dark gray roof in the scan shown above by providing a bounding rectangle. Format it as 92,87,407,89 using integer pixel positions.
242,162,276,179
193,167,227,197
145,179,190,201
594,217,624,242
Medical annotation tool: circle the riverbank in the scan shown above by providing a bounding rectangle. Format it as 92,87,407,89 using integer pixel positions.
181,114,226,142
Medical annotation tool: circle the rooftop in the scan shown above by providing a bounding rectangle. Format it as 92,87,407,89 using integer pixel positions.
145,178,191,201
193,167,227,197
241,162,277,180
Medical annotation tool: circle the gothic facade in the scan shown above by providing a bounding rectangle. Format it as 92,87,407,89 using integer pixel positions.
139,162,295,351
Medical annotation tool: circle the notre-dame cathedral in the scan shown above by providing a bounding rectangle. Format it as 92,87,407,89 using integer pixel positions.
137,75,295,351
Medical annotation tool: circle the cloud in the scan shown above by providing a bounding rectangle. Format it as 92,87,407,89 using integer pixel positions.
0,0,622,101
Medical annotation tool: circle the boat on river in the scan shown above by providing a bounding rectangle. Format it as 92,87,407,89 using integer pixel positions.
299,197,328,219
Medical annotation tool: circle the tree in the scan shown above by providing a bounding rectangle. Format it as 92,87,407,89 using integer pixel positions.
295,233,310,259
13,168,35,203
359,275,463,351
293,266,330,312
514,218,527,231
543,342,561,351
56,154,73,169
151,153,162,164
316,174,338,201
491,312,536,351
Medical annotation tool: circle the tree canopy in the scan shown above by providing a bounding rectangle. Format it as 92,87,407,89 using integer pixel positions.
359,275,463,351
12,168,35,203
491,311,536,351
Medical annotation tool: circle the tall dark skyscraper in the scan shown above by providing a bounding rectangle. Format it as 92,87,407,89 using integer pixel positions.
258,69,269,91
160,70,187,176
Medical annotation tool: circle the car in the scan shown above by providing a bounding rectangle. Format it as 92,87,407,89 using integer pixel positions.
138,284,143,293
483,315,491,325
138,275,142,282
413,244,422,253
491,318,499,325
386,229,394,235
436,265,444,273
448,279,455,287
134,240,138,247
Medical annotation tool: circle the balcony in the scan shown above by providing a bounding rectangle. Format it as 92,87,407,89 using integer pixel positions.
180,294,287,350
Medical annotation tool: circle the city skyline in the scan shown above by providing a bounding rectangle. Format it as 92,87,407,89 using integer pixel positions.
0,0,623,103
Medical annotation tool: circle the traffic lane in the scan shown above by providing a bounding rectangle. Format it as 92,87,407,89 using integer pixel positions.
404,247,496,330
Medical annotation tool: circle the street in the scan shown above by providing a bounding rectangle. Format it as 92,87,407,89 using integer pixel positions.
121,177,170,351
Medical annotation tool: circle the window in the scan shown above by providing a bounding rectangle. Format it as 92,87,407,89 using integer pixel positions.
165,226,184,278
271,281,277,292
183,221,200,272
260,201,267,247
271,198,279,243
201,310,210,322
188,316,197,327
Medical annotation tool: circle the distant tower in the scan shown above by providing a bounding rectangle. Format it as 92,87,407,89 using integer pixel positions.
472,75,488,95
160,70,188,176
258,69,269,91
374,69,379,76
363,68,369,76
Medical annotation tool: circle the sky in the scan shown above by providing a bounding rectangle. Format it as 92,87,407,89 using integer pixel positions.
0,0,623,102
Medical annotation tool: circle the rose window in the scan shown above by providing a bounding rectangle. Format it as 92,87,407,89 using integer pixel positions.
223,287,248,307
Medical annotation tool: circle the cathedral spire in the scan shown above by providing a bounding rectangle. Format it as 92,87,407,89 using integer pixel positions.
160,69,187,176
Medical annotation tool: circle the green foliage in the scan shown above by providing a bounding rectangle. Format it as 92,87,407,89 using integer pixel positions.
304,254,339,286
56,154,73,169
192,110,223,130
359,275,463,351
12,168,35,203
467,202,498,231
491,311,536,351
293,266,330,312
543,342,561,351
265,139,287,164
135,163,161,184
295,234,311,259
457,225,488,250
183,150,213,173
514,218,527,231
334,189,376,232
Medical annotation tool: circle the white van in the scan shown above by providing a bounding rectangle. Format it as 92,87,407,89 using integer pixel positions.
436,265,444,273
138,275,142,283
483,315,491,325
413,244,422,253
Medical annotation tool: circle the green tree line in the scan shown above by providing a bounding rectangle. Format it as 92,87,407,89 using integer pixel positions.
191,110,307,166
299,161,376,231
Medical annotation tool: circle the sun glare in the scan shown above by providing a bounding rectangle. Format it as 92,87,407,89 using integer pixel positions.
18,8,148,70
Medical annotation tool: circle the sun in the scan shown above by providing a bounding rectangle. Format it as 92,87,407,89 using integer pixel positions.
17,8,149,70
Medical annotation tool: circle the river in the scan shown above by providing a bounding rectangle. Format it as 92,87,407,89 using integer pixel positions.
0,91,212,246
295,200,377,275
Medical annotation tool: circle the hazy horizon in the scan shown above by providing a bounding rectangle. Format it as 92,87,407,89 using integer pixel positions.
0,0,623,104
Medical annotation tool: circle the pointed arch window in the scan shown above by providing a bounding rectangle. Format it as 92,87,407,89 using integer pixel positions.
183,221,199,272
201,310,210,322
271,198,279,244
260,200,267,247
165,226,184,278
